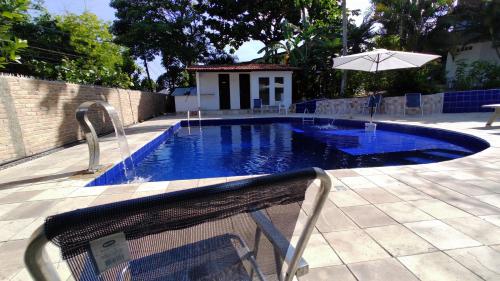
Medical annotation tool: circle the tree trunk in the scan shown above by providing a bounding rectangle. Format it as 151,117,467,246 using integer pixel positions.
143,57,153,92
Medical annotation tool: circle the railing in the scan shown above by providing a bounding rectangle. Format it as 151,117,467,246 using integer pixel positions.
302,108,315,124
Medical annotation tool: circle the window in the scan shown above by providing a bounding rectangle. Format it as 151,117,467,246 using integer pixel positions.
275,77,284,102
259,77,270,105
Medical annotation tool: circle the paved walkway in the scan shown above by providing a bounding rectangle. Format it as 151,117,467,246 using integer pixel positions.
0,113,499,280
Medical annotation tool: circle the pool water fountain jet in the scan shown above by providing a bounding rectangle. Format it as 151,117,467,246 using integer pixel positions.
76,101,137,180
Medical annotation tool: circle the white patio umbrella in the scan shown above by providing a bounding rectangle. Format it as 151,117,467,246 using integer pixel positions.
333,49,440,72
333,49,440,121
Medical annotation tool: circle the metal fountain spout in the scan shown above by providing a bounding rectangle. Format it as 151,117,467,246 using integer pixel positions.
76,101,130,173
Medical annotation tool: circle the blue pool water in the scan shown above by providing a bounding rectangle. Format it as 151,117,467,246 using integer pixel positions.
88,119,489,186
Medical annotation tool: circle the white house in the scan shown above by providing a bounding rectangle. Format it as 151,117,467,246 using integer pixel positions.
445,41,500,86
185,64,298,112
171,87,197,112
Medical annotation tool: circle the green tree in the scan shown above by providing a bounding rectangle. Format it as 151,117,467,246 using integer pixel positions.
6,7,141,88
0,0,28,68
371,0,454,51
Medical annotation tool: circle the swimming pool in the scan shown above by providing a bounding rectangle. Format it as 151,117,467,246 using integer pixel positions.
87,118,489,186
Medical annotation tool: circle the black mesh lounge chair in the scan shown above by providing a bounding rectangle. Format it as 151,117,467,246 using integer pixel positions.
25,168,331,281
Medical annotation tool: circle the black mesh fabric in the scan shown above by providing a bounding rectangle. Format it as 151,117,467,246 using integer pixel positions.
44,168,319,281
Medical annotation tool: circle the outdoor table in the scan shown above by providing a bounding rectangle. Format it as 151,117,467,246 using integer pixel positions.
482,104,500,126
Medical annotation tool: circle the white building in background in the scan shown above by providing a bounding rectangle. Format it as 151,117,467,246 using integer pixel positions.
445,41,500,86
185,64,298,112
171,87,197,112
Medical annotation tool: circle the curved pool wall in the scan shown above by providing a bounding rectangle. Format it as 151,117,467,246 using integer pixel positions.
86,118,490,187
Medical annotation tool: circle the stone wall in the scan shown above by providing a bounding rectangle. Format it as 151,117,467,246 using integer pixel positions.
294,93,444,115
0,75,166,165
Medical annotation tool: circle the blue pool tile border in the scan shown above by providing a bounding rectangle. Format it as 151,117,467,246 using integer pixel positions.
86,117,490,187
86,122,181,187
443,89,500,113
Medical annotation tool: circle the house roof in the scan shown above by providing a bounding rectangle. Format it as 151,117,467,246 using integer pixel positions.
186,63,300,72
171,87,197,96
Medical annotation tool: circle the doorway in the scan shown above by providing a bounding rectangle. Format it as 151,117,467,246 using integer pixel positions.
218,74,231,110
239,74,250,109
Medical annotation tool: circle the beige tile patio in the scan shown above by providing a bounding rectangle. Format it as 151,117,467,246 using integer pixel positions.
445,196,500,216
443,216,500,245
100,184,139,194
299,265,356,281
480,214,500,227
0,203,22,218
167,179,199,190
376,202,434,223
436,180,494,196
46,196,97,215
0,218,35,241
136,181,169,192
409,199,472,219
348,258,419,281
304,200,358,233
324,229,390,263
354,188,401,204
291,234,342,268
0,239,28,280
404,220,482,250
0,190,43,204
341,205,397,228
89,193,132,206
446,246,500,281
379,183,431,201
0,200,55,220
67,186,107,197
339,176,377,189
365,225,436,256
398,252,482,281
366,174,402,186
28,187,78,201
329,190,369,207
475,194,500,209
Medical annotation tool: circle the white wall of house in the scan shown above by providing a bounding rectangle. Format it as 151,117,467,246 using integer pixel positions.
174,96,198,112
445,41,500,84
195,70,293,111
197,72,219,110
229,73,241,109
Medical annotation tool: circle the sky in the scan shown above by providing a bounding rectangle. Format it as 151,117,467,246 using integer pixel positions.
43,0,371,79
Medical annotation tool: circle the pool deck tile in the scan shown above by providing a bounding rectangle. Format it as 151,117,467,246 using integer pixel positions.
323,229,390,263
341,205,397,228
404,220,482,250
1,113,500,280
398,252,483,281
365,224,437,256
445,246,500,281
348,258,419,281
353,187,402,204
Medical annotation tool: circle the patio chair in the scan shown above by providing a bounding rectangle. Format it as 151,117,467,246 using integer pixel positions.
362,94,382,115
25,168,331,281
404,93,423,116
253,98,263,114
278,102,288,115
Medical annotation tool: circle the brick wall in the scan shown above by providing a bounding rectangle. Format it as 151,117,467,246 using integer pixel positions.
0,75,166,165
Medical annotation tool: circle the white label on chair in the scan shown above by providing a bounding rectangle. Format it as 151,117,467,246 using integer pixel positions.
90,232,131,274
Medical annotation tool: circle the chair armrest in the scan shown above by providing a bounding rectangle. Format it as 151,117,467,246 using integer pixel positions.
250,210,309,276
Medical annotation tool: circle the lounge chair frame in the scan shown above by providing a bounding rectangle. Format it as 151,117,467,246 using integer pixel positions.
25,168,332,281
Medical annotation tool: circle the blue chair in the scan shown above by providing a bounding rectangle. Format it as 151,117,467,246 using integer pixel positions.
25,168,332,281
253,98,263,114
404,93,423,116
362,94,382,115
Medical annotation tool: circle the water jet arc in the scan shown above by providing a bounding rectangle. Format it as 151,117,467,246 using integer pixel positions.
76,101,131,173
